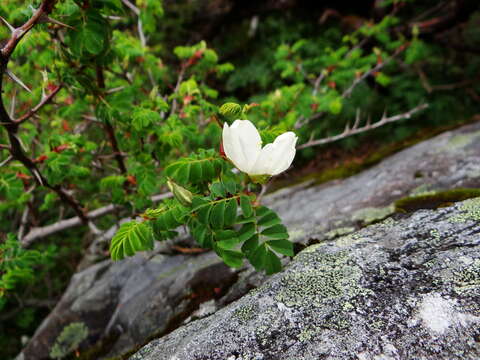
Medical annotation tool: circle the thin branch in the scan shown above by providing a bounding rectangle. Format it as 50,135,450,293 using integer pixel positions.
6,69,31,92
18,205,30,240
121,0,140,16
341,46,404,99
296,45,407,129
14,84,62,124
96,66,129,176
0,155,12,167
21,192,173,247
169,64,186,117
297,103,429,150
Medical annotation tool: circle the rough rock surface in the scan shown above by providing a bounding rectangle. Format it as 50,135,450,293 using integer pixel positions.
132,198,480,360
19,252,237,359
266,121,480,243
19,122,480,359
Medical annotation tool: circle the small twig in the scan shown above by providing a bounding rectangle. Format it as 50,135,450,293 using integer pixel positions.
297,103,429,150
14,84,62,124
312,71,326,97
121,0,140,16
18,206,30,240
256,183,270,204
341,46,404,99
0,155,12,167
21,192,173,247
96,66,128,176
5,69,31,92
415,65,433,93
169,65,186,117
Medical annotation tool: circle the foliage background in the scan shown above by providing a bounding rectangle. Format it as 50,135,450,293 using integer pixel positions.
0,0,479,357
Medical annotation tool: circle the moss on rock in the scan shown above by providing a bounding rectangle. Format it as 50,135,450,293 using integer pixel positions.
395,189,480,213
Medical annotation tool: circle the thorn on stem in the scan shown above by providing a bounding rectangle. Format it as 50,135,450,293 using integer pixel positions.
6,69,31,92
0,16,15,33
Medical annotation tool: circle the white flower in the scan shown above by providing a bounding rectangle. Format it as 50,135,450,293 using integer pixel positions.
222,120,297,176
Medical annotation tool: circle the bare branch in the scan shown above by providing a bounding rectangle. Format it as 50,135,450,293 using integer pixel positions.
21,192,173,247
297,103,429,150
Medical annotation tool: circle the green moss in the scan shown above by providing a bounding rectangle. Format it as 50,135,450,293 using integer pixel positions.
395,189,480,213
453,259,480,295
442,132,479,152
334,233,369,247
50,322,89,359
297,327,316,342
410,184,435,196
325,227,355,240
449,197,480,223
352,205,395,224
275,251,370,308
233,303,258,323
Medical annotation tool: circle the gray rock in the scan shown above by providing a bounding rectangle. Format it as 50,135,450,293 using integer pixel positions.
265,122,480,243
20,122,480,359
131,198,480,360
20,252,237,359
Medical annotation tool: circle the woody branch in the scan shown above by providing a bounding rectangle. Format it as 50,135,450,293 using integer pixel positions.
297,103,429,150
0,0,88,224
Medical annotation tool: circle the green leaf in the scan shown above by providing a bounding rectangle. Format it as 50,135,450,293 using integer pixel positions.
240,195,253,217
258,211,281,227
210,182,226,198
264,250,282,274
223,179,237,195
267,239,294,256
164,150,222,185
197,203,213,224
224,198,238,227
250,244,282,274
261,224,289,239
210,201,225,229
216,248,244,268
190,161,203,181
238,223,256,242
241,234,259,255
328,98,343,115
375,72,391,86
132,108,161,131
110,221,154,260
250,243,267,270
216,234,240,250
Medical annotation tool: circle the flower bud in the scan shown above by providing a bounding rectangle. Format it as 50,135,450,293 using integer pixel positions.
167,179,193,206
219,102,242,118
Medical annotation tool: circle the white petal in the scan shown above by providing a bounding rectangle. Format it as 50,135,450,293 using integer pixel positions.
249,132,297,176
223,122,248,172
270,132,297,175
248,143,275,175
224,120,262,173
